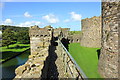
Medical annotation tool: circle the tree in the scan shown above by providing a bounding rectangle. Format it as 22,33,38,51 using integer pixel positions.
1,25,30,45
17,31,30,44
2,29,14,48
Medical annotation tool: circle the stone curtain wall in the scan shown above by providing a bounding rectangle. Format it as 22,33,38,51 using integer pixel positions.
57,39,83,79
98,1,119,78
14,26,53,78
61,28,70,39
68,34,82,43
80,16,101,48
53,28,62,37
53,28,70,38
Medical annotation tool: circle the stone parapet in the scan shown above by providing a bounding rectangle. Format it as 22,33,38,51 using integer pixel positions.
57,39,86,79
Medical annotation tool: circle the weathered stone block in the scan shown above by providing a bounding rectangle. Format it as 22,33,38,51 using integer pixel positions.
37,42,44,47
15,65,26,76
44,42,50,47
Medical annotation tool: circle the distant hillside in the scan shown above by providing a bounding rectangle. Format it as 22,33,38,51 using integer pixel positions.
1,25,30,46
0,25,29,33
69,31,82,35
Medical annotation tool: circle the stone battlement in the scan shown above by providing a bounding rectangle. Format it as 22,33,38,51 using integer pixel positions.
29,25,53,37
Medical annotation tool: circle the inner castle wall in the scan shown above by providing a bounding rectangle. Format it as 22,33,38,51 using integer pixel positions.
80,16,101,48
68,34,82,43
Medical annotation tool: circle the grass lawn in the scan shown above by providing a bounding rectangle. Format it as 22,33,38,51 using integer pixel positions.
68,43,101,78
0,43,30,62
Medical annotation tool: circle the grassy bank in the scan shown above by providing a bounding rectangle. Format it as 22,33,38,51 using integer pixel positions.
68,43,101,78
0,43,30,62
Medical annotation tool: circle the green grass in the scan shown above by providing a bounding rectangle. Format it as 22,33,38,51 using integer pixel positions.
68,43,101,78
69,31,82,35
0,43,30,62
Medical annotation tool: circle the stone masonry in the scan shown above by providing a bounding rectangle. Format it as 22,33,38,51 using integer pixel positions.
61,28,70,38
54,28,70,38
68,34,82,43
53,28,62,37
29,25,53,55
80,16,101,48
14,25,53,78
98,1,119,78
14,25,84,79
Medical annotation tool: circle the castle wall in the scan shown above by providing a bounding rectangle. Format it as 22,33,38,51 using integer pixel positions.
53,28,62,37
14,26,53,78
68,34,82,43
29,26,52,55
61,28,70,38
80,16,101,48
53,28,70,38
57,39,84,79
98,1,119,78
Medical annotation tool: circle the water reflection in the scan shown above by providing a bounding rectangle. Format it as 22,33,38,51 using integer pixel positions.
0,50,30,79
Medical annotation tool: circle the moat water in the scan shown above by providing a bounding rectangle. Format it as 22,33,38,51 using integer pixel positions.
0,50,30,79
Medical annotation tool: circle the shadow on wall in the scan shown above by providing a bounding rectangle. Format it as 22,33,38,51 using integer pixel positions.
54,37,58,41
61,38,70,50
41,41,59,79
97,49,101,60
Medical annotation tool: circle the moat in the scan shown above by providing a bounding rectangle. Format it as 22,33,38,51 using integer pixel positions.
0,50,30,79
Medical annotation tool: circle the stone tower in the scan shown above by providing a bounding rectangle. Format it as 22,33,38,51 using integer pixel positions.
29,25,53,55
80,16,101,48
98,1,119,78
15,25,53,78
